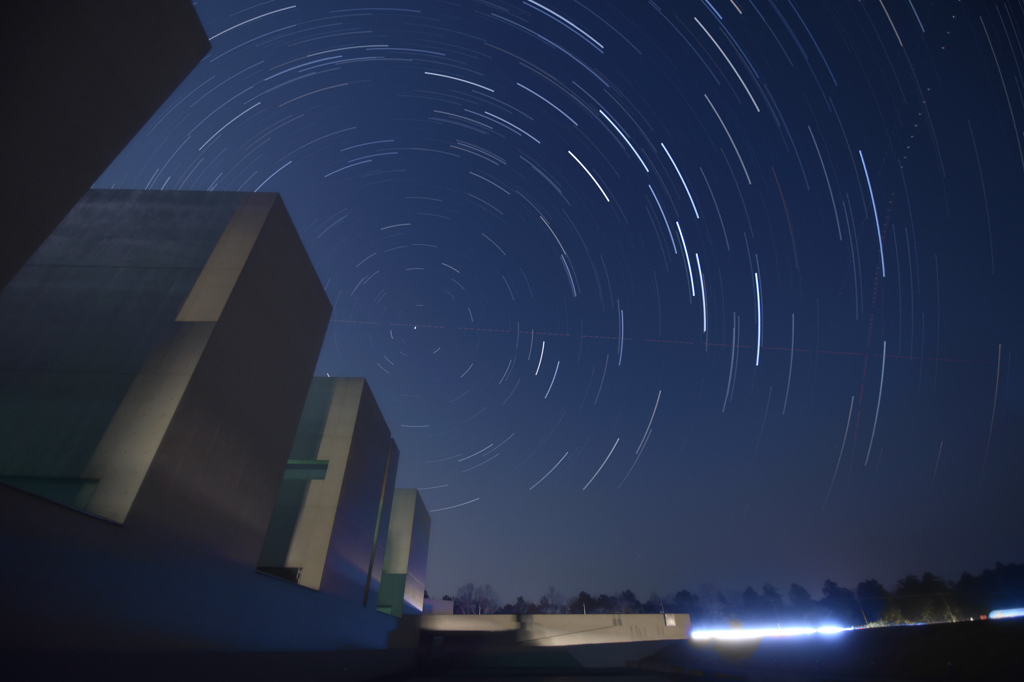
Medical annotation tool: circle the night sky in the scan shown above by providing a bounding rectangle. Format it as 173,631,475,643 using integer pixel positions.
98,0,1024,604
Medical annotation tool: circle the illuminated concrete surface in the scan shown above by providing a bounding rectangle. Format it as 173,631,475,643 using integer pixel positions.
258,377,399,607
391,613,691,671
411,613,690,645
378,488,431,617
0,189,332,566
2,1,208,291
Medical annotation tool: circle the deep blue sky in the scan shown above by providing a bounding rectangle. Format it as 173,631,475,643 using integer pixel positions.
99,0,1024,604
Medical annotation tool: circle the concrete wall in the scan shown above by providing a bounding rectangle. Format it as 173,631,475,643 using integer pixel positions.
260,378,400,607
0,190,332,568
379,488,431,616
2,1,209,292
413,613,691,644
0,190,242,499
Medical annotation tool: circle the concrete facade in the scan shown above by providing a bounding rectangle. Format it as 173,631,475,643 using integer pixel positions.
2,1,209,292
0,189,332,566
258,377,399,607
378,489,431,617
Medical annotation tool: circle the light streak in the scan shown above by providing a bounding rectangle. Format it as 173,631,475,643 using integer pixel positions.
783,313,794,413
599,110,650,172
864,340,887,465
693,626,849,640
569,150,609,201
694,16,760,112
858,150,886,277
199,101,261,150
429,497,480,513
618,308,625,366
583,438,619,490
209,6,296,41
983,343,1002,476
525,0,604,51
519,83,578,126
929,441,943,493
705,95,750,184
660,143,699,219
254,160,291,191
723,313,737,412
560,254,578,297
878,0,903,46
424,71,494,92
535,340,546,375
823,396,855,511
649,185,677,254
530,451,569,490
695,253,708,333
618,390,662,488
676,222,696,297
808,126,841,240
754,272,763,366
544,360,560,399
594,354,609,405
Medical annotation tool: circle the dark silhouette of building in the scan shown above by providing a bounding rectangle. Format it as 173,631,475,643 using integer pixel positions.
1,1,209,292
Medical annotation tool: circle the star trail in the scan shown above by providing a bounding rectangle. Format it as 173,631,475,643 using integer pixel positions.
99,0,1024,601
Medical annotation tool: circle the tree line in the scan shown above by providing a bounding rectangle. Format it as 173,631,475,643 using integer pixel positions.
438,562,1024,627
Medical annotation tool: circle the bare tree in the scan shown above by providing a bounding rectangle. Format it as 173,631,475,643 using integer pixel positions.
454,582,499,614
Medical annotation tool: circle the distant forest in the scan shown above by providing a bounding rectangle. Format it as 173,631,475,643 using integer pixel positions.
437,562,1024,627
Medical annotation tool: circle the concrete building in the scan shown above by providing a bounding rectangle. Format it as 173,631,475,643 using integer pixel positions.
2,1,209,292
0,189,331,566
259,377,400,608
378,488,431,617
0,190,418,656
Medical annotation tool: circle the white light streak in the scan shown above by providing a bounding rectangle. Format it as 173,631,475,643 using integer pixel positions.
859,150,886,277
649,185,677,254
544,360,560,399
618,308,625,366
864,340,887,465
535,340,546,375
599,110,650,172
209,6,296,41
660,143,699,219
519,83,578,126
583,438,619,490
676,222,696,297
618,390,662,488
695,253,707,333
424,71,494,92
525,0,604,51
694,16,760,112
754,272,763,366
568,150,609,201
254,160,292,191
823,395,855,511
199,101,261,150
705,95,750,184
530,451,569,490
429,497,480,513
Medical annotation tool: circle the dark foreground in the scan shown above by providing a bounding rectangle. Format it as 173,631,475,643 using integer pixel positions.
632,617,1024,681
5,617,1022,681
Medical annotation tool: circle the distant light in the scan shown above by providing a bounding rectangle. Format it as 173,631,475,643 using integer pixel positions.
691,625,850,641
989,608,1024,620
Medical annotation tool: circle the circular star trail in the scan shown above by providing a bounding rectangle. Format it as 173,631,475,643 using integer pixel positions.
100,1,1024,600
